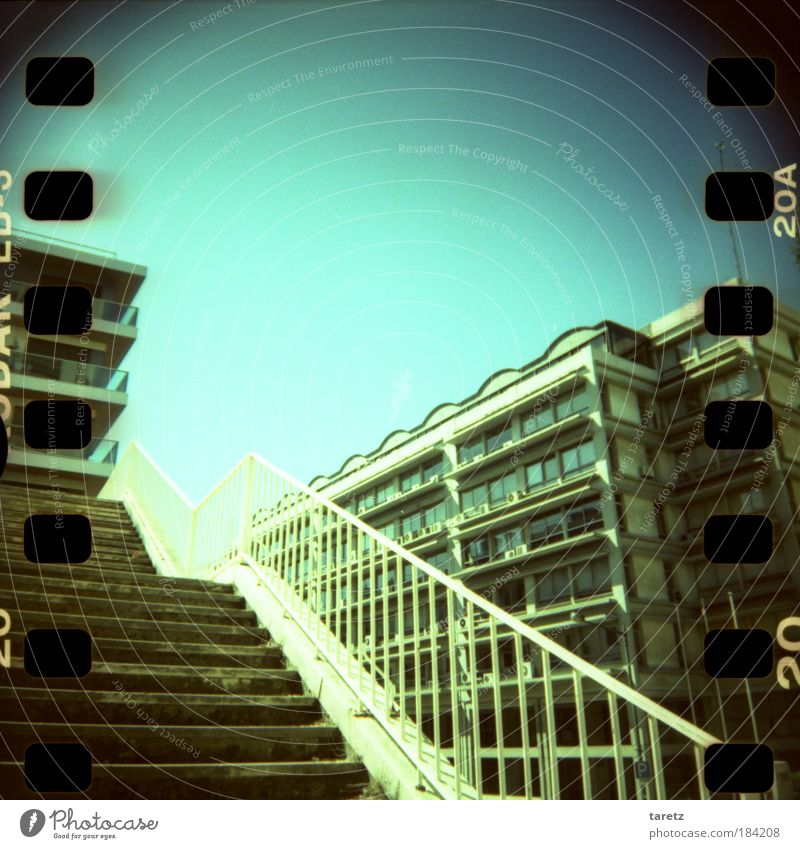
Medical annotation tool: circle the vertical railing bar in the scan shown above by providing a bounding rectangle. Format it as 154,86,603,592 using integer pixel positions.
346,527,355,678
542,649,559,800
607,691,627,800
289,490,301,613
467,603,483,799
694,745,710,801
410,559,423,766
489,619,506,799
277,477,288,597
514,633,533,800
397,555,407,742
427,575,444,784
648,717,666,799
382,545,391,720
314,498,324,640
357,527,365,693
572,671,592,801
369,538,377,705
325,505,333,649
333,513,342,662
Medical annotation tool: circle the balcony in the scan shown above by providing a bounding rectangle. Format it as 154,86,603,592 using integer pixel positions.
8,424,119,465
10,350,129,393
6,281,139,328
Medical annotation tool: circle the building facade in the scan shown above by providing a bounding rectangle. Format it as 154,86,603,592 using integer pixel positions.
307,281,800,794
1,232,145,495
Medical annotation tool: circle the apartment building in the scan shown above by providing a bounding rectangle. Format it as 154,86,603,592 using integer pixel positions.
1,232,145,495
305,280,799,794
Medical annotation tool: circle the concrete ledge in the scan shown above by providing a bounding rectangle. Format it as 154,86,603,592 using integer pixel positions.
225,564,433,801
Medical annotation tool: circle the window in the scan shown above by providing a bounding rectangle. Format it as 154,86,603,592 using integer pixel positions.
459,437,484,464
676,338,694,361
573,558,612,597
566,502,605,537
428,550,453,574
462,483,488,511
487,424,513,453
401,510,423,535
525,455,559,490
556,387,589,419
378,521,397,540
695,331,720,354
561,440,597,477
528,513,563,547
537,567,570,604
423,459,443,482
465,537,490,566
357,491,376,511
523,397,556,435
401,468,422,492
493,527,522,555
376,480,398,504
424,500,447,527
496,579,526,611
488,471,517,505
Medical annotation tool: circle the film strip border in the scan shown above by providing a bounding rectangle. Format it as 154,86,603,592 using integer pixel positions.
0,53,794,796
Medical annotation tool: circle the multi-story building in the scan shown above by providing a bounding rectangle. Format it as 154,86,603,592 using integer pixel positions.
306,280,799,794
1,231,145,495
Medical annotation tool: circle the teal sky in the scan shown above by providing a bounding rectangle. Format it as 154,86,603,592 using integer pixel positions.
1,0,797,500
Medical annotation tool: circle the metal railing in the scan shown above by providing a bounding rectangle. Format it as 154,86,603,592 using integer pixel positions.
102,442,723,800
10,350,129,392
8,279,139,327
9,424,118,464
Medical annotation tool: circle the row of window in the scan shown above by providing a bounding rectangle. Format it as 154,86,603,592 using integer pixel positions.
457,386,590,465
376,500,448,540
460,440,598,514
349,458,445,513
464,499,605,566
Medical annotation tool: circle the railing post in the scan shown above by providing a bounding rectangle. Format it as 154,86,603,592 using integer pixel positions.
237,456,255,562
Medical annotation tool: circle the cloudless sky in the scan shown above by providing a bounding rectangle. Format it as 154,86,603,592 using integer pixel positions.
1,0,797,500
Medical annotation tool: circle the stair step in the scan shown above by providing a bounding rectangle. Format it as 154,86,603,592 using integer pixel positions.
0,572,242,606
2,665,303,696
0,722,345,764
68,636,282,668
4,610,265,645
3,688,323,726
0,561,234,592
0,485,373,800
2,558,159,578
0,760,371,799
4,589,256,626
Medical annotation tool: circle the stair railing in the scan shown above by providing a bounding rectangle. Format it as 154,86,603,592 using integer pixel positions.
103,442,721,801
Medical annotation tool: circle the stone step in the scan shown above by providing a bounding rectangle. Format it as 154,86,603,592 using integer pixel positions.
1,664,303,697
4,589,257,626
1,722,345,764
0,571,242,606
1,549,156,571
0,561,233,592
0,760,371,799
4,610,265,645
3,688,322,726
0,488,127,510
71,636,282,668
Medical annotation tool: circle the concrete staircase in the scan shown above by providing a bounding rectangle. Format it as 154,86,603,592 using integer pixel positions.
0,485,373,799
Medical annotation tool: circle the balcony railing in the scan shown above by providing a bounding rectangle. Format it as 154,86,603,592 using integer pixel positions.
10,350,128,392
9,424,118,465
101,442,741,801
8,279,139,327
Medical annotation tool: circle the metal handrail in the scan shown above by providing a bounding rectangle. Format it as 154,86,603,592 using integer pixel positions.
102,442,721,800
10,350,129,392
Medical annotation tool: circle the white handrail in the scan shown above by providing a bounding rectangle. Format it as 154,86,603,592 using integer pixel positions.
103,442,722,800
